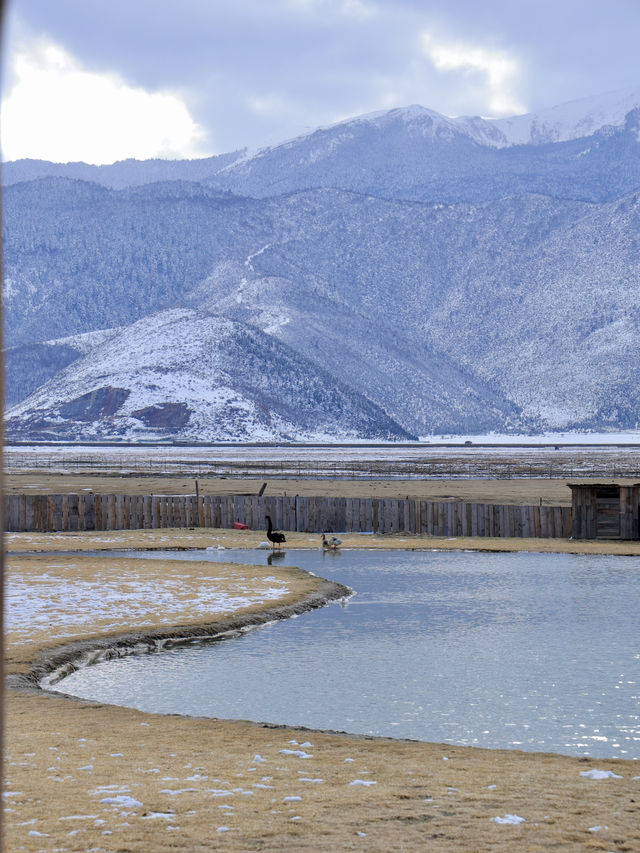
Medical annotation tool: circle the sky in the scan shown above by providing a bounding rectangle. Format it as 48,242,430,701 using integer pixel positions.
1,0,639,164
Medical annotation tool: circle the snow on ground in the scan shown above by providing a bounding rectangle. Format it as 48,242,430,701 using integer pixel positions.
492,813,526,824
580,769,623,780
5,309,377,443
5,558,291,642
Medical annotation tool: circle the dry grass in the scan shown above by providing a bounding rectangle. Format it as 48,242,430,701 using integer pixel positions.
7,688,639,852
2,472,602,505
5,510,640,850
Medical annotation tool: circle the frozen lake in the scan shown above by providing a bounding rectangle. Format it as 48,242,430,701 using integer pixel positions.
55,548,640,758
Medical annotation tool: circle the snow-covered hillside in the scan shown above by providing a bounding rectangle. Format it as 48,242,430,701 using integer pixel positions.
5,309,411,441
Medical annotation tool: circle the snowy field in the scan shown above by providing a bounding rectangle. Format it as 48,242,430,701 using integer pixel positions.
6,563,289,643
5,554,292,649
5,438,640,479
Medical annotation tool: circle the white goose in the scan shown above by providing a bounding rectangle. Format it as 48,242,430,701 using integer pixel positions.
322,533,342,550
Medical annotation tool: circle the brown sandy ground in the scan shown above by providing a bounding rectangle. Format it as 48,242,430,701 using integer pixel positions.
6,473,624,504
5,531,640,852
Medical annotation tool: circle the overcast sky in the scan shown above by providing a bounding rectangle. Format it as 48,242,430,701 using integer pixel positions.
2,0,639,164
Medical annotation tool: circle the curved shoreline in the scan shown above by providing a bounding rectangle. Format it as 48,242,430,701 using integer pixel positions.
8,528,640,698
8,573,350,695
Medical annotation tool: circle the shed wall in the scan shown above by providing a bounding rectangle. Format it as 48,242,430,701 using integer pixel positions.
570,484,640,540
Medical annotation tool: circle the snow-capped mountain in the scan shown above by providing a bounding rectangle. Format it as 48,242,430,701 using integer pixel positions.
203,96,640,203
4,89,640,440
249,88,640,152
5,89,639,195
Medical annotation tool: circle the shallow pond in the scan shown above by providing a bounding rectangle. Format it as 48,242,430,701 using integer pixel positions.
54,548,640,758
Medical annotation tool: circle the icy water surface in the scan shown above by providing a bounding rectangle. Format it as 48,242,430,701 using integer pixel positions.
56,549,640,758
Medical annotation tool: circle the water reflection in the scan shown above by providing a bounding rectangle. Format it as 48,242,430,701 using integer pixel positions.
267,551,287,565
56,549,640,758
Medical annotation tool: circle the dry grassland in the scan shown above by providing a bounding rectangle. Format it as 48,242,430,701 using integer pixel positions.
8,688,639,853
3,472,594,504
5,527,640,851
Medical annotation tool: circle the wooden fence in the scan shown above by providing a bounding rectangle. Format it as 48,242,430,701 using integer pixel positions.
4,494,572,538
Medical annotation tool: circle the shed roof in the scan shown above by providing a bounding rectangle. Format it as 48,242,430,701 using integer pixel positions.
567,482,640,489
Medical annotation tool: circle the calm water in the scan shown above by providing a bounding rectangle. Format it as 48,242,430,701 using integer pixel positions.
55,549,640,758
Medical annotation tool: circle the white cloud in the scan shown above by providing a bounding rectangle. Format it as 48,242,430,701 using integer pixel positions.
283,0,374,18
1,38,211,164
421,32,526,116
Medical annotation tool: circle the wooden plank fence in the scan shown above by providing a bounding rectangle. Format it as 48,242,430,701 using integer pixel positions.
4,494,572,538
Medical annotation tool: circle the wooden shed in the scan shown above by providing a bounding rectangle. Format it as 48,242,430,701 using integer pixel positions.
568,483,640,540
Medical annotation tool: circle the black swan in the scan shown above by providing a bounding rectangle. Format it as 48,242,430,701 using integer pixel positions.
265,515,286,550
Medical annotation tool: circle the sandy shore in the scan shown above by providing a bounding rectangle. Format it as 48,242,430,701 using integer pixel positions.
8,525,640,555
6,529,640,851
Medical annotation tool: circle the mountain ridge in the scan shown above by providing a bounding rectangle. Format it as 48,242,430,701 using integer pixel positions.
4,89,640,440
4,88,639,189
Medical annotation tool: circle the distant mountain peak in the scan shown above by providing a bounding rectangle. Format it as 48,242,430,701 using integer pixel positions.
250,88,640,158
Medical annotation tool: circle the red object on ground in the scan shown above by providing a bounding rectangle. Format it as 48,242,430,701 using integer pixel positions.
232,522,249,530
